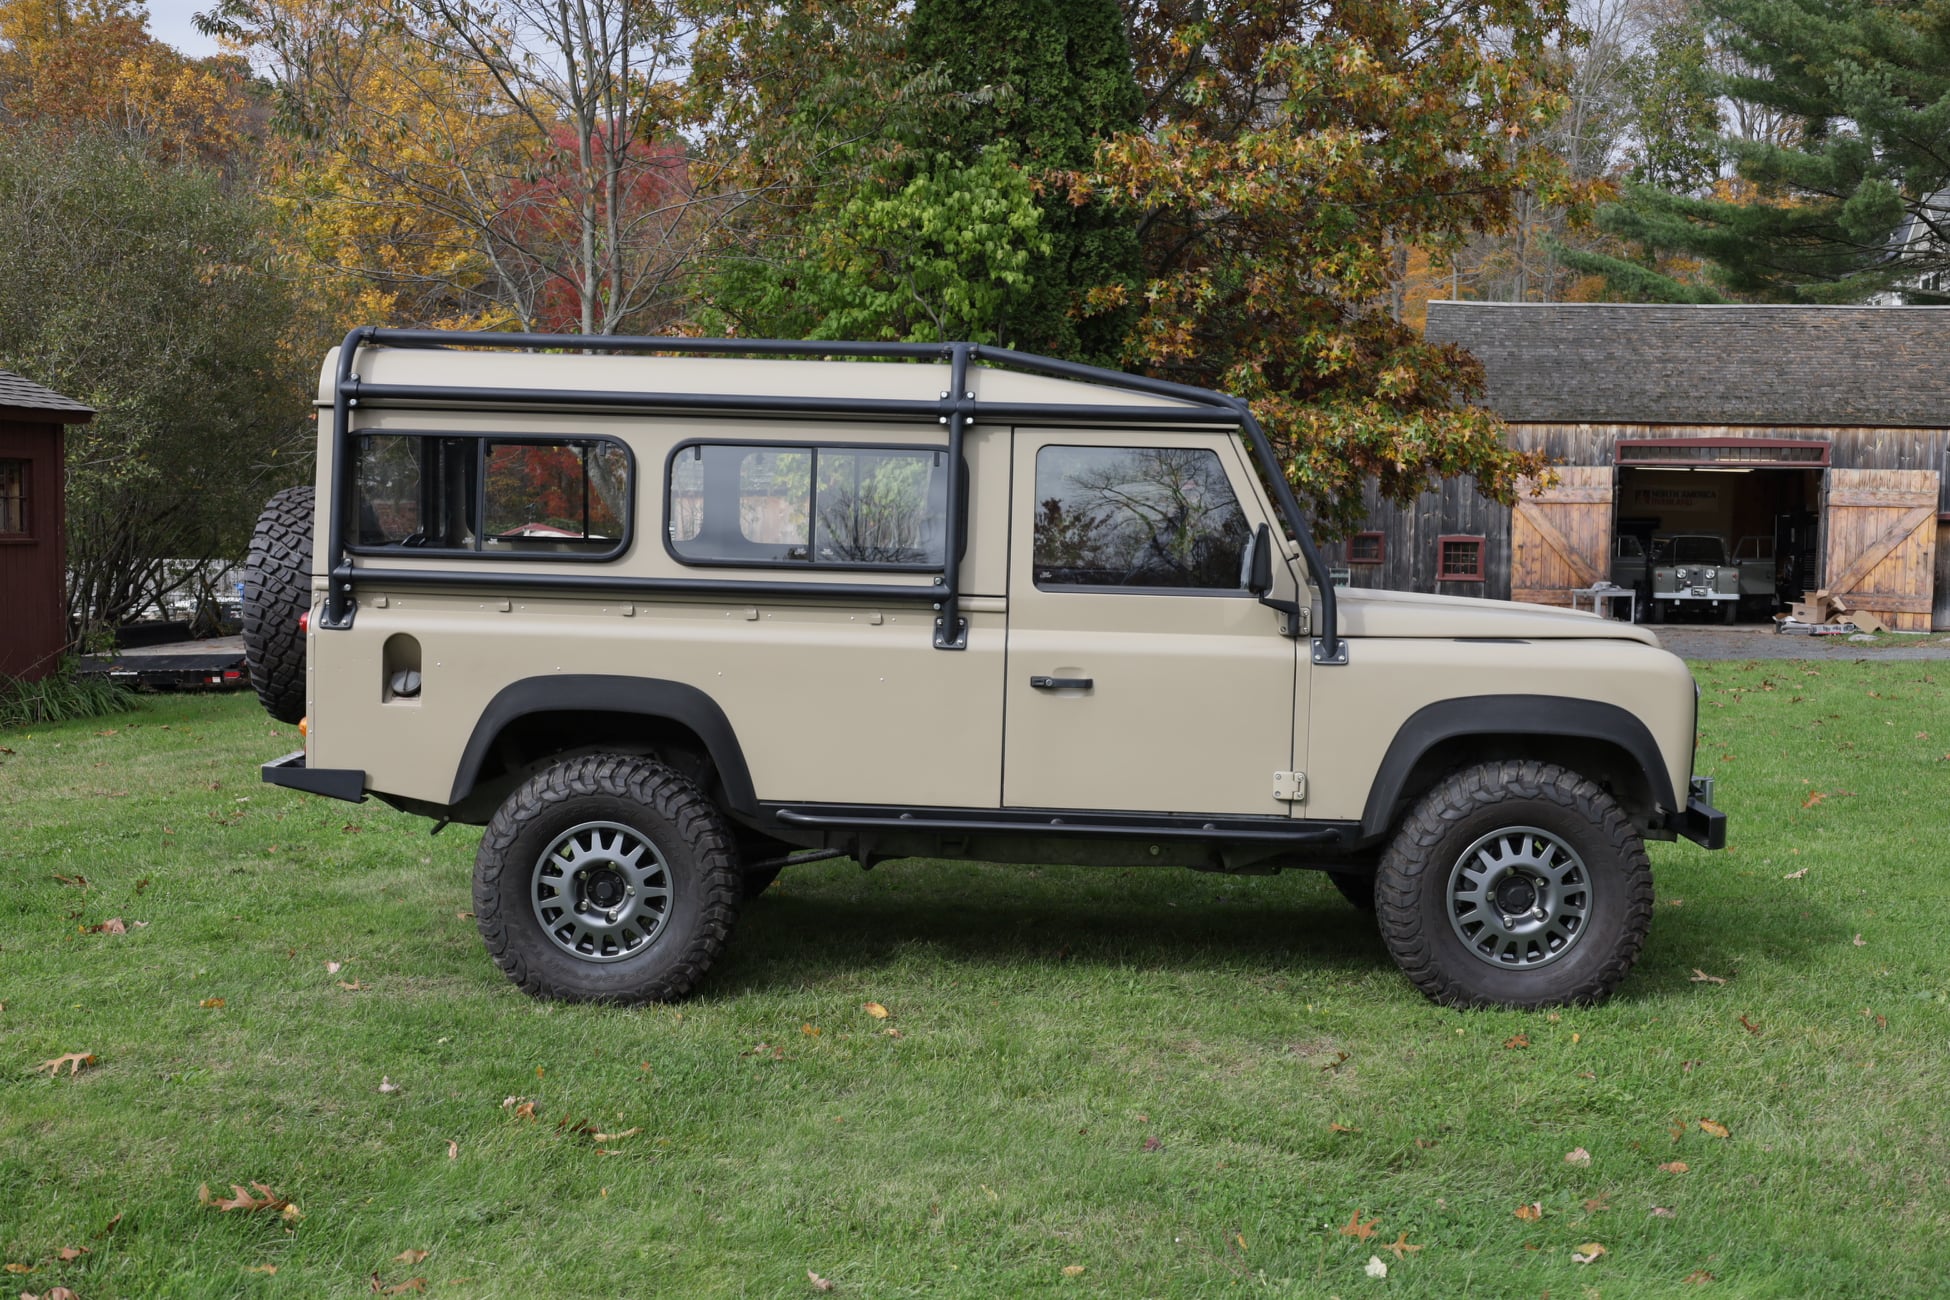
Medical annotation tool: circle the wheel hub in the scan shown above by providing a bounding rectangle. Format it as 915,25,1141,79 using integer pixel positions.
530,820,672,963
1445,826,1591,970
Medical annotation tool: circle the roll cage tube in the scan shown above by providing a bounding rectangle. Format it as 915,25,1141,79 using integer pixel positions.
318,329,1345,663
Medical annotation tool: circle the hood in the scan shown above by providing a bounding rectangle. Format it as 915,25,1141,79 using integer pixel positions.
1330,585,1659,646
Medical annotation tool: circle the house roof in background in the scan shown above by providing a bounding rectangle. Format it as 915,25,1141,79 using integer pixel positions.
1424,302,1950,428
0,369,95,423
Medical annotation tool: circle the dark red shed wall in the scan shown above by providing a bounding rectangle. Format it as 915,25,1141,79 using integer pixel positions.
0,419,69,682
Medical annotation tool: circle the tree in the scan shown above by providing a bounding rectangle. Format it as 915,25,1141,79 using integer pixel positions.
906,0,1144,363
0,129,311,634
1567,0,1950,302
1093,0,1597,538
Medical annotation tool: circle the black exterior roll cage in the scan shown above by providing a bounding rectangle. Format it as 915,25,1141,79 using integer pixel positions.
318,327,1347,665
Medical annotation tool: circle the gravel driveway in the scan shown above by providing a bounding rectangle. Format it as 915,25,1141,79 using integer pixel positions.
1648,624,1950,661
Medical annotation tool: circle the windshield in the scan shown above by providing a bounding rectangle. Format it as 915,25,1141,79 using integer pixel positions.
1668,536,1727,565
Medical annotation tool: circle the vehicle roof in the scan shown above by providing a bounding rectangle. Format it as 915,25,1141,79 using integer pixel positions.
318,345,1227,420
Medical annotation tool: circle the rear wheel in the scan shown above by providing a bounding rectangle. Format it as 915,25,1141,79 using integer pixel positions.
241,486,313,724
1374,761,1653,1009
474,754,740,1003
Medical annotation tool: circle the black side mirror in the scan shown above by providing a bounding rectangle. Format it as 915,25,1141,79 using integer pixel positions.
1247,522,1273,595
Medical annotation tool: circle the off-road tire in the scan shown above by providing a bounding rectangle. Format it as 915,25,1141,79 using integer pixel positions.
242,486,314,724
1326,871,1376,912
474,754,740,1003
1375,761,1653,1009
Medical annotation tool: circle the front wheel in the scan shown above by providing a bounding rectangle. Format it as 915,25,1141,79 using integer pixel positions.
1374,761,1653,1009
473,754,741,1003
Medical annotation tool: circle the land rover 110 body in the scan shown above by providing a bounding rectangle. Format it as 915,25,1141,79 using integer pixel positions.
248,329,1725,1010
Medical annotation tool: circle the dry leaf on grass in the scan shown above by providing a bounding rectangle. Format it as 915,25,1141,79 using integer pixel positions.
1659,1161,1689,1173
1583,1193,1611,1213
1689,969,1727,985
1739,1015,1762,1035
200,998,226,1009
1782,867,1809,879
51,874,87,888
325,961,342,974
862,1002,889,1020
34,1053,96,1078
1337,1209,1379,1241
1564,1147,1592,1166
1852,934,1867,947
1328,1122,1361,1134
1503,1033,1530,1050
807,1270,836,1292
1698,1119,1730,1139
199,1182,291,1214
1571,1243,1607,1264
20,1289,78,1300
446,1141,459,1160
1061,1264,1085,1276
1651,1206,1676,1218
85,918,128,935
1684,1270,1715,1284
248,1264,279,1274
394,1250,429,1265
376,1278,426,1295
1140,1136,1162,1152
1383,1231,1422,1259
378,1077,400,1094
4,1263,33,1274
339,981,369,991
54,1249,86,1263
1364,1256,1388,1278
1514,1203,1543,1222
592,1127,639,1143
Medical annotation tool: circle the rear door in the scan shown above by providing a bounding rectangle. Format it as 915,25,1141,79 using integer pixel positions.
1001,430,1300,817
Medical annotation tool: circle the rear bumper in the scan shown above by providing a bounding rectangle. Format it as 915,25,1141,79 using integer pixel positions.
262,750,366,803
1667,776,1726,849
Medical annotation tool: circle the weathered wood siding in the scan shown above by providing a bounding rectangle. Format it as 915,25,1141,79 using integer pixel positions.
1510,468,1613,606
1821,469,1939,631
0,419,70,682
1319,475,1513,601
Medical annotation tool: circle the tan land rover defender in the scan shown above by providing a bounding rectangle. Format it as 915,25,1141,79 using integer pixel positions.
248,329,1726,1010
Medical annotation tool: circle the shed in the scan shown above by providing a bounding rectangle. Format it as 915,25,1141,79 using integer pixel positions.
1324,303,1950,631
0,370,94,682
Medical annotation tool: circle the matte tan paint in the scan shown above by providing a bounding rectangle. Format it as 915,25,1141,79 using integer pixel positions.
300,342,1700,835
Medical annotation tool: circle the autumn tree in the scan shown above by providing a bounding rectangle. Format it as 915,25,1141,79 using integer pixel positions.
1094,0,1597,538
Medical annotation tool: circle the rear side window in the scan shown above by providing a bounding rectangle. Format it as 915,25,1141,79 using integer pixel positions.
349,434,632,558
1032,445,1250,591
668,442,948,568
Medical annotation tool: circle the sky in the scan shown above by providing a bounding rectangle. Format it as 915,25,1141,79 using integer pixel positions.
142,0,226,60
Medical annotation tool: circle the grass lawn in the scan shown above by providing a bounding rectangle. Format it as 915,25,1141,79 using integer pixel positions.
3,661,1948,1298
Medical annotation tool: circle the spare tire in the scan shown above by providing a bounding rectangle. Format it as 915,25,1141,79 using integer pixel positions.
243,485,314,724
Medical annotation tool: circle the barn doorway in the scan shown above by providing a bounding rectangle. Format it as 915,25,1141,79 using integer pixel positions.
1613,463,1821,622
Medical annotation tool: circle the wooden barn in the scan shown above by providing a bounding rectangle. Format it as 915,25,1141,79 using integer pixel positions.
0,370,93,682
1322,303,1950,631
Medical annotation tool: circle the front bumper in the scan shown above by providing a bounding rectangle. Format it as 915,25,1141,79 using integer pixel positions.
262,750,367,803
1667,775,1727,849
1654,589,1737,603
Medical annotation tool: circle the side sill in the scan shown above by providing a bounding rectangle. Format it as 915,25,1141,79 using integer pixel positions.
767,804,1357,847
262,750,367,803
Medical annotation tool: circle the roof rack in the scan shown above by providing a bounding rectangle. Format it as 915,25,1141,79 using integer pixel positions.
320,327,1344,664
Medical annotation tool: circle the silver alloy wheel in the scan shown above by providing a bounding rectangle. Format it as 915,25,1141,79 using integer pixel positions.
530,820,673,962
1445,825,1591,969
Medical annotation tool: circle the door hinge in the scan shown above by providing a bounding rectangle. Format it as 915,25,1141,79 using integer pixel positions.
1273,770,1306,803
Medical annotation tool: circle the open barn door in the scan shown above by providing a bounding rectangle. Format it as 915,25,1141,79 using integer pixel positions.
1823,468,1939,632
1511,467,1613,607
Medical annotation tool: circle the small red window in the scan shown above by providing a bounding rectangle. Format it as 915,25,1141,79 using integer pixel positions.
1349,531,1384,565
1438,534,1484,582
0,460,26,536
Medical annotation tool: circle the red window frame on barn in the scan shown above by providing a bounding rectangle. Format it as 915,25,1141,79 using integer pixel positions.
1437,534,1485,582
1348,531,1384,565
0,458,28,539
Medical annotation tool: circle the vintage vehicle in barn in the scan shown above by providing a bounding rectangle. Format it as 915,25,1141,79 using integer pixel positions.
245,328,1726,1012
1648,535,1739,623
1732,535,1780,617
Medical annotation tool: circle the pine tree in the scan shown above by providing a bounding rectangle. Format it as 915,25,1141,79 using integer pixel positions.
1567,0,1950,303
906,0,1143,364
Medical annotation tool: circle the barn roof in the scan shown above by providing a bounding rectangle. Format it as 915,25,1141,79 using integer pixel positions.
0,369,94,423
1425,302,1950,428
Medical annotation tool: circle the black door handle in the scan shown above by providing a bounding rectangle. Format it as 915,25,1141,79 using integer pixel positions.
1029,675,1093,690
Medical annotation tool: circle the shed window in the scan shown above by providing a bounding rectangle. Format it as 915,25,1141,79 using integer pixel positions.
0,459,24,536
1349,531,1384,565
668,441,948,568
1438,535,1484,582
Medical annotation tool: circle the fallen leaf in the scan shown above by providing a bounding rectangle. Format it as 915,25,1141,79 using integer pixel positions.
1669,1122,1687,1144
34,1052,96,1078
1564,1147,1592,1166
1364,1255,1388,1278
1659,1161,1689,1173
446,1141,459,1160
455,911,473,920
1684,1270,1715,1284
1414,1138,1436,1149
87,918,128,935
4,1264,32,1275
862,1002,889,1020
1318,1050,1350,1072
51,874,88,888
1738,1015,1761,1035
378,1076,400,1094
1651,1206,1676,1218
1503,1033,1530,1050
1572,1243,1608,1264
1689,969,1727,985
884,1028,903,1039
199,1182,290,1214
54,1249,87,1263
326,961,342,974
1061,1264,1085,1276
93,1213,122,1239
807,1270,835,1292
1338,1208,1379,1241
395,1250,429,1265
1782,867,1808,879
1802,791,1826,809
1698,1119,1730,1139
1514,1203,1542,1222
381,1280,426,1295
200,997,226,1009
1328,1122,1361,1134
1852,933,1867,947
1583,1193,1611,1213
281,1203,303,1224
248,1264,278,1275
801,1023,821,1038
135,877,151,894
1384,1231,1422,1259
592,1127,639,1143
1141,1136,1162,1152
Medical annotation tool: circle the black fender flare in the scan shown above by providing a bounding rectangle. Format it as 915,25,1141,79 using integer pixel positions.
449,675,757,815
1359,695,1677,840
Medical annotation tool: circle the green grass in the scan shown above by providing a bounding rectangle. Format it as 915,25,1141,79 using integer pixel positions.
2,664,1948,1298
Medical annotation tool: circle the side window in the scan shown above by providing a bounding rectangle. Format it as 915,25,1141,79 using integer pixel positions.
667,442,947,568
349,434,631,557
0,459,27,536
1032,445,1251,591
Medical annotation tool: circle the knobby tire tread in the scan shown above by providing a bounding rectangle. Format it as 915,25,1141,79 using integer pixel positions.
474,754,739,1003
242,486,314,724
1374,760,1654,1009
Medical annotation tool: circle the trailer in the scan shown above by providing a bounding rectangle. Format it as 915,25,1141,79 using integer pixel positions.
79,635,249,692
